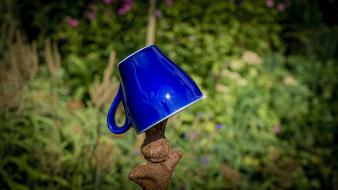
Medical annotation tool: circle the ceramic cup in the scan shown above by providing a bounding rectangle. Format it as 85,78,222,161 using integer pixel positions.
107,45,204,134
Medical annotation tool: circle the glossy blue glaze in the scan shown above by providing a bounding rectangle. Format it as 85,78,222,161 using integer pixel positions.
107,45,204,134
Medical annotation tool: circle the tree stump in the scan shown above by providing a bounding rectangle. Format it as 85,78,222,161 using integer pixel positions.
128,120,183,190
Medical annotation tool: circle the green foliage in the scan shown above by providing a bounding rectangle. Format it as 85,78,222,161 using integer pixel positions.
1,0,337,189
1,73,141,189
165,52,317,189
157,0,281,90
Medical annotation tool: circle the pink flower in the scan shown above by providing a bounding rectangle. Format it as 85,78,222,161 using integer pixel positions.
69,18,79,28
155,9,163,18
184,131,198,140
85,11,96,21
274,124,281,134
166,0,174,6
266,0,274,7
118,0,134,15
277,3,286,12
103,0,114,4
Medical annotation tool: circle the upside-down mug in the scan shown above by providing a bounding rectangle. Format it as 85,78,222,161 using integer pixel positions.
107,45,204,134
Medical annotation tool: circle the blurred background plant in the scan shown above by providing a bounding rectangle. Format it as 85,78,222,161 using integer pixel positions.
0,0,337,189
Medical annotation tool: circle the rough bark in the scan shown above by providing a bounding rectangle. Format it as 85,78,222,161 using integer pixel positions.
128,120,183,190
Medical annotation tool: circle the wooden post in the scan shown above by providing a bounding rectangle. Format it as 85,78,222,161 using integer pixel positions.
146,0,156,45
128,120,183,190
129,1,183,189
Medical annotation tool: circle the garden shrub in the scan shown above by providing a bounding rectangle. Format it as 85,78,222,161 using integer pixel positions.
1,0,337,189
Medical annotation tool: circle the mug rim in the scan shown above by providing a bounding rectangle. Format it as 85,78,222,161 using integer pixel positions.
118,44,156,67
137,94,205,134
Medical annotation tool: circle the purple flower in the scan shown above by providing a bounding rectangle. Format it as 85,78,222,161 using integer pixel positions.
85,11,96,21
200,156,209,165
274,124,281,134
118,0,134,15
266,0,274,7
155,9,163,18
103,0,114,4
277,3,286,12
215,124,223,130
166,0,174,6
69,18,79,28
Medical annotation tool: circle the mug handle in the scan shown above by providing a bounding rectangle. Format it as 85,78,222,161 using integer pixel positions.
107,85,132,134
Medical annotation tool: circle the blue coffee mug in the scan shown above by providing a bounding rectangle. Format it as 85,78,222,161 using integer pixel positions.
107,45,204,134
